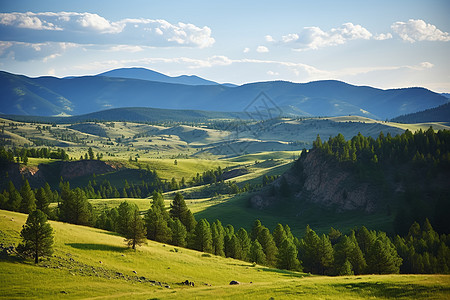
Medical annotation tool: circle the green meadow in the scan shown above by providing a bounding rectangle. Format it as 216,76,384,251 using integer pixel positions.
1,209,449,299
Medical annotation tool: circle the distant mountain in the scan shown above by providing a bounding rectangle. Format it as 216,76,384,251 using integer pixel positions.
0,107,247,124
97,67,226,86
441,93,450,99
391,102,450,123
0,70,447,119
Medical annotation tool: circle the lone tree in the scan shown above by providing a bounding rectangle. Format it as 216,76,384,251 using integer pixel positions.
17,210,53,263
125,205,147,250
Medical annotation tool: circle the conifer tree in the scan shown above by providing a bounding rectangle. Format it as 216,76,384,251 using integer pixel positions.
35,187,50,216
277,238,302,271
170,218,187,247
237,228,251,261
145,192,171,243
211,220,225,256
170,192,196,231
273,223,288,248
125,205,147,250
257,227,278,266
117,201,133,235
7,181,22,211
17,210,53,263
19,180,36,214
299,225,321,273
249,239,266,265
317,233,334,275
193,219,213,253
366,235,402,274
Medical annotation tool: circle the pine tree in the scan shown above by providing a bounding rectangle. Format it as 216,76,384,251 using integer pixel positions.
145,192,171,243
35,187,50,216
19,180,36,214
125,205,147,250
249,240,266,265
251,219,263,241
193,219,213,253
211,220,225,256
170,192,196,231
117,201,133,235
273,223,288,248
338,259,354,276
7,181,22,211
317,234,334,275
88,147,94,160
277,238,301,271
237,228,251,261
59,188,92,226
366,235,402,274
257,227,278,266
17,210,53,263
299,225,321,274
170,219,187,247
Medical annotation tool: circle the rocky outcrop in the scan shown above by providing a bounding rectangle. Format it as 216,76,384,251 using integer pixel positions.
299,150,376,212
250,149,377,212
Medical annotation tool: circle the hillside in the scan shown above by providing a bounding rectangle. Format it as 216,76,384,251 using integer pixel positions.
248,129,450,235
1,209,449,299
391,102,450,123
1,70,447,119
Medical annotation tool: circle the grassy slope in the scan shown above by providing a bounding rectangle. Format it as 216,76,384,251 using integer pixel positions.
1,209,449,299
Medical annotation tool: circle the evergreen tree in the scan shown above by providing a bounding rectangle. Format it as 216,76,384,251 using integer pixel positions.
338,259,354,276
19,180,36,214
257,227,278,266
7,181,22,211
273,223,288,248
117,201,133,235
170,218,187,247
277,238,302,271
145,192,171,243
366,235,402,274
211,220,225,256
17,210,53,263
125,205,147,250
251,219,263,241
59,187,93,226
299,225,321,274
249,240,266,265
317,234,334,275
88,147,94,160
193,219,213,253
170,193,196,231
237,228,251,261
35,187,50,216
356,226,376,256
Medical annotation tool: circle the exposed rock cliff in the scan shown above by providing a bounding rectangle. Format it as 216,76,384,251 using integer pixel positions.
250,149,378,212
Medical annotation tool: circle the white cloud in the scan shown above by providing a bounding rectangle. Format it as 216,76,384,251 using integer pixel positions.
243,47,250,53
391,19,450,42
0,41,77,61
277,23,372,51
109,45,144,52
0,12,215,48
265,35,274,42
256,45,269,53
267,70,279,76
281,33,299,43
373,33,393,40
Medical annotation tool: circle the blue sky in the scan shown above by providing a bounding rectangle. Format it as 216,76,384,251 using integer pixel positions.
1,0,449,92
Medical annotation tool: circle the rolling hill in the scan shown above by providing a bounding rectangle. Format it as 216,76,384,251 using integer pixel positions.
1,70,447,119
391,102,450,123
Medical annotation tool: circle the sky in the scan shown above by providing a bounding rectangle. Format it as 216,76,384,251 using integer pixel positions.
0,0,449,92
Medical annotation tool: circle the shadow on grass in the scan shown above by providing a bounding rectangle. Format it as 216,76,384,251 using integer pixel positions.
331,282,450,298
259,267,308,278
66,243,127,252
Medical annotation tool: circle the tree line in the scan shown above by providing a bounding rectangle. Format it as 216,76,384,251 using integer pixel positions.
95,192,450,275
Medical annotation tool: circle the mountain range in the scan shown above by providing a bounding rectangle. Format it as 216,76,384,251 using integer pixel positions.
0,68,448,120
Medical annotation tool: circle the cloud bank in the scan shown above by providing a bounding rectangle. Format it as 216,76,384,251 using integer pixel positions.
0,12,215,48
391,19,450,42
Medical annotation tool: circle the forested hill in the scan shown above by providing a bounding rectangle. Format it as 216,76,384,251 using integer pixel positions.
391,102,450,123
253,128,450,235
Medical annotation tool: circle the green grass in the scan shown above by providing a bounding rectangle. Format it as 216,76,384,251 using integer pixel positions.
1,209,449,299
194,193,395,237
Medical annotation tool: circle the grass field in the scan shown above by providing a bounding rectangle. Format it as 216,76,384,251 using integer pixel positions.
1,209,449,299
